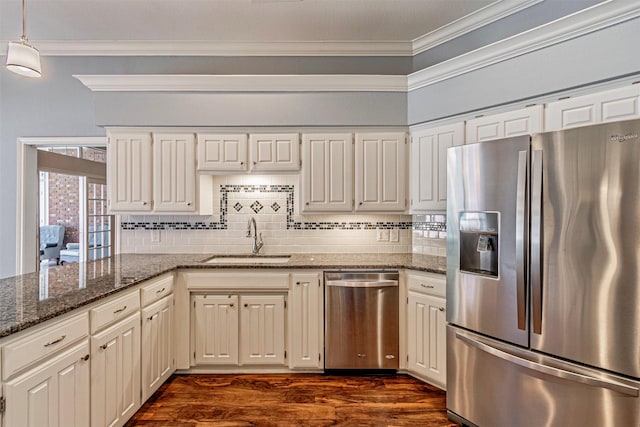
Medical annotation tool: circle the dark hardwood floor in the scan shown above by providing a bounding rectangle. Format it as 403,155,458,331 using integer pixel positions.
126,373,457,427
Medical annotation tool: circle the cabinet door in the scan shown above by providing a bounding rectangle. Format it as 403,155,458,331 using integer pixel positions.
466,105,543,144
197,133,248,172
240,295,286,366
545,84,640,131
355,132,407,212
407,291,446,389
108,133,152,212
250,133,300,171
141,294,174,401
301,133,353,212
91,312,141,427
411,123,464,212
289,273,322,369
153,133,197,213
193,294,239,365
4,340,90,427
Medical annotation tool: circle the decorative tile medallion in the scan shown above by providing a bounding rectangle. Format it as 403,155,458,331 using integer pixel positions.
250,201,263,213
233,202,243,212
271,202,281,212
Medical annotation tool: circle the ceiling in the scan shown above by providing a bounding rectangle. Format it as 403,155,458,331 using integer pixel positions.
0,0,541,55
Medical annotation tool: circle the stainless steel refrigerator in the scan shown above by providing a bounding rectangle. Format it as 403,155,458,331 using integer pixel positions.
446,119,640,427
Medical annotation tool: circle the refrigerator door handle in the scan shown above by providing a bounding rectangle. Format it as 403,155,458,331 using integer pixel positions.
531,149,543,334
455,332,639,397
515,150,527,331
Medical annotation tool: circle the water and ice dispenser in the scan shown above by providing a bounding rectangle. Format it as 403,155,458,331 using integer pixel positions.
459,212,499,278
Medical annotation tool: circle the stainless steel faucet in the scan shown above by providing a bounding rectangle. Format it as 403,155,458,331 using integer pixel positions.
246,217,264,255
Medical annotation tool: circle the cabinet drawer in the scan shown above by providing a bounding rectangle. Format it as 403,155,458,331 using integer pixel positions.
140,274,174,307
3,312,89,380
407,271,446,297
90,290,141,334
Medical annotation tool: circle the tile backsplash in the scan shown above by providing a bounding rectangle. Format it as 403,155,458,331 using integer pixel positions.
412,214,447,257
119,175,441,255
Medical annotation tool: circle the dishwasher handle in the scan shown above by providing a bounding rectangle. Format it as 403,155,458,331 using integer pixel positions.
326,280,398,288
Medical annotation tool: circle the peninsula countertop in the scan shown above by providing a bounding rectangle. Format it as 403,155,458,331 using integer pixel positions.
0,252,445,339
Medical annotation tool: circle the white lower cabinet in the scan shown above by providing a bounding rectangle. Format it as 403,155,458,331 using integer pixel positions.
289,273,322,369
406,271,446,389
91,312,141,427
192,293,286,367
4,340,90,427
240,295,286,365
141,294,175,401
193,294,239,365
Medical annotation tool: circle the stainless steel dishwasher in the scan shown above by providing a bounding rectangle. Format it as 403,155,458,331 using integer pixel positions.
324,271,399,370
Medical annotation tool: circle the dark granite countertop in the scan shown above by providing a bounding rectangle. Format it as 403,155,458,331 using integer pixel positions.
0,253,445,339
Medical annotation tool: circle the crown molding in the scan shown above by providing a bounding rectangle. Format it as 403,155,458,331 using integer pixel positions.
411,0,543,55
73,74,409,92
1,40,412,57
408,0,640,91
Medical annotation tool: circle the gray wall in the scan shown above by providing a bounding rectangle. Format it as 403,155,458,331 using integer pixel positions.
2,16,639,279
408,17,640,125
0,56,410,279
93,92,407,127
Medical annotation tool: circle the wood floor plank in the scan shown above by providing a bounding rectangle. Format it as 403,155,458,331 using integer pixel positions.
125,374,457,427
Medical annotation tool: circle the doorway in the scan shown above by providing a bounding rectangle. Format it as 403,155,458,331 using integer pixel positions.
16,137,111,274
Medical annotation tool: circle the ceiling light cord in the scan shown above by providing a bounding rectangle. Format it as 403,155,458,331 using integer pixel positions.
22,0,27,41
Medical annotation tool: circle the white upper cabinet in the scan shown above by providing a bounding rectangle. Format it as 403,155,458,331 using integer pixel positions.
250,133,300,171
355,132,407,212
410,122,464,212
108,132,153,212
301,133,353,213
466,105,543,144
153,133,197,213
545,84,640,131
197,133,248,172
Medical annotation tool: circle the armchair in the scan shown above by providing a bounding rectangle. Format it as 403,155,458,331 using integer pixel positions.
39,225,65,264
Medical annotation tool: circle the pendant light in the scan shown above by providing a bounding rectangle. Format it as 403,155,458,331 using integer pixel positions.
5,0,41,78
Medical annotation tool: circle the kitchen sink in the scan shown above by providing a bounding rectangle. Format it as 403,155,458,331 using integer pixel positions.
203,255,291,264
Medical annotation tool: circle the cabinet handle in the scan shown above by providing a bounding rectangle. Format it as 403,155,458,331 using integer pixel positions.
113,305,127,314
240,161,244,165
44,335,66,347
244,303,248,308
100,343,108,350
155,287,166,294
147,314,157,321
81,354,90,362
187,202,192,206
229,303,234,308
359,202,363,205
296,282,301,285
305,202,309,206
421,284,435,289
253,161,257,165
439,307,445,312
143,202,148,205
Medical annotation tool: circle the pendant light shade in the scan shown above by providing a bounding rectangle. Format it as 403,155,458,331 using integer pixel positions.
5,0,41,78
6,40,41,78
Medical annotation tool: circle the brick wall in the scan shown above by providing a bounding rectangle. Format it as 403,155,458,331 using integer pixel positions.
45,147,106,246
47,173,79,246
